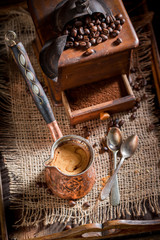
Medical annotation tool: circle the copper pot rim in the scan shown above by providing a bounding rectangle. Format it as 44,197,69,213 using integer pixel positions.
44,134,94,177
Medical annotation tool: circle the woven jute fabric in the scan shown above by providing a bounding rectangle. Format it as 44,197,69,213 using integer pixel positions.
0,9,160,227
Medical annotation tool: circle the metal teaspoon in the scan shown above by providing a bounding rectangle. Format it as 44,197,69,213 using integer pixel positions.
101,135,138,201
107,127,122,206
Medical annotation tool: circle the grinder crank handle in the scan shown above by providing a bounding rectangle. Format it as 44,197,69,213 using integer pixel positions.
5,31,63,142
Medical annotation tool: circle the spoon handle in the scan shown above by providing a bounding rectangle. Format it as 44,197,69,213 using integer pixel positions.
110,151,120,206
100,157,125,201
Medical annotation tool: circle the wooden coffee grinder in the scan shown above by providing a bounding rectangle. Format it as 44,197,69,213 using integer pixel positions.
28,0,139,125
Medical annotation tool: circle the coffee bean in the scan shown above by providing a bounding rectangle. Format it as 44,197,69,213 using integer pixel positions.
115,13,123,20
74,41,79,47
114,20,121,25
148,123,155,132
110,30,120,38
66,41,73,47
103,28,109,35
93,143,97,148
131,106,137,112
82,202,90,209
47,189,53,195
71,28,77,37
79,41,87,47
84,48,95,56
141,93,148,100
95,31,100,38
97,25,102,32
110,23,116,29
68,200,76,207
99,148,106,154
74,20,83,27
115,123,119,128
100,138,108,150
105,16,110,24
120,18,125,25
63,29,69,35
90,38,96,45
136,102,140,108
108,120,114,128
77,35,83,40
103,146,109,151
101,22,107,29
36,181,47,188
136,97,141,103
97,37,102,44
86,42,92,49
133,83,139,90
64,225,72,230
109,15,114,23
119,120,125,127
79,26,84,35
116,24,122,31
108,27,113,33
84,28,90,35
83,35,90,42
69,36,74,42
101,34,108,41
114,119,119,125
114,37,122,45
91,25,98,32
89,22,94,27
130,113,136,120
91,32,96,38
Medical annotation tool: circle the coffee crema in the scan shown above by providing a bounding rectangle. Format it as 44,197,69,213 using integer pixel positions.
49,141,90,175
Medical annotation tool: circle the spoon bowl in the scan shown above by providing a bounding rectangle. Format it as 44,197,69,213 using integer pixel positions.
120,135,138,158
107,127,122,152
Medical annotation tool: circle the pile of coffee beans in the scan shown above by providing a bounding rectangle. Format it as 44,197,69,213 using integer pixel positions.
99,137,108,154
63,12,125,51
129,94,148,121
108,118,125,129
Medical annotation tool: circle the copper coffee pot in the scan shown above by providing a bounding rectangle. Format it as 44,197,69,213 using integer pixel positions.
5,31,96,199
